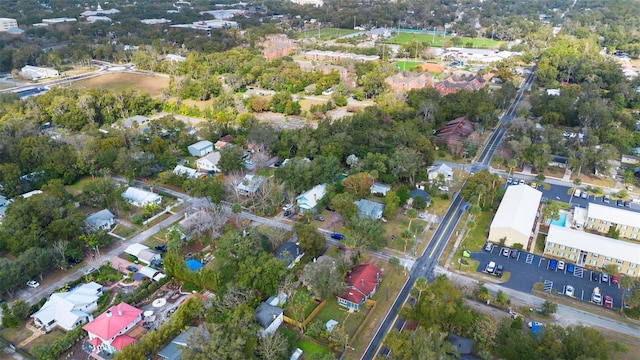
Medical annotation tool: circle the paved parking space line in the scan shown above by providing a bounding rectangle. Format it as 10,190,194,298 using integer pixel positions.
526,254,534,264
516,252,521,261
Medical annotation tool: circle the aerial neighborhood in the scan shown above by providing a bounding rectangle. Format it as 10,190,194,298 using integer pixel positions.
0,1,640,360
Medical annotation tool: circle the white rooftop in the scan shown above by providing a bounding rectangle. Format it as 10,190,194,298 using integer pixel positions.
124,243,150,257
31,282,103,330
547,225,640,265
587,203,640,229
490,184,542,237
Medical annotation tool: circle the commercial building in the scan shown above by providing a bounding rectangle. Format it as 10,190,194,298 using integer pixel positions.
488,184,542,247
19,65,59,80
0,18,18,32
545,225,640,277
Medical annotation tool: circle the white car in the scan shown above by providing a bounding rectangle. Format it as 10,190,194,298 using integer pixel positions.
527,321,544,328
558,261,565,271
26,280,40,288
417,213,426,219
565,285,575,297
438,186,449,192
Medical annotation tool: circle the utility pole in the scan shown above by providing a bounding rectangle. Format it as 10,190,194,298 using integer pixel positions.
354,15,356,29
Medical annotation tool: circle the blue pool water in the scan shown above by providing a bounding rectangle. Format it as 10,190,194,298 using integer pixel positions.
549,212,567,227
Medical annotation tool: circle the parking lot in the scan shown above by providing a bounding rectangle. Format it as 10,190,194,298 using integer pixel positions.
471,245,623,309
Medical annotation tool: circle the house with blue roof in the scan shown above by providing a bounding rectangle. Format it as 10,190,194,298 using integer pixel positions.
354,199,384,220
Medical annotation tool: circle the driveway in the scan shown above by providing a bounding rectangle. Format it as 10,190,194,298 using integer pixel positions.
471,247,625,309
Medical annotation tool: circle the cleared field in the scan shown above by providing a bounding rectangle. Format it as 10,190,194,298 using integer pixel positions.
387,32,503,49
70,73,169,97
298,27,359,40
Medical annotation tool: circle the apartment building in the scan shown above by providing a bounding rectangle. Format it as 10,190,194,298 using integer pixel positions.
584,203,640,241
545,225,640,277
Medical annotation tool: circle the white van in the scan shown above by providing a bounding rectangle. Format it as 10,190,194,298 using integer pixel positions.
574,189,582,197
485,261,496,273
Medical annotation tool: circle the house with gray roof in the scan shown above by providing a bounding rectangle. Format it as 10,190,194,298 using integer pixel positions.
173,165,200,179
354,199,384,220
428,163,454,182
255,303,284,337
237,175,264,195
158,327,197,360
85,209,116,232
115,115,151,130
370,183,391,196
187,140,214,157
275,242,304,269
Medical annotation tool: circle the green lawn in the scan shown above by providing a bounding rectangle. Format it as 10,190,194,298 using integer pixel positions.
296,339,334,356
387,32,503,49
0,322,32,345
393,61,424,71
23,329,66,353
298,27,359,40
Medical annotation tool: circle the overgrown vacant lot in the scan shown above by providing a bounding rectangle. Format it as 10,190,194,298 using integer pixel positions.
70,73,169,97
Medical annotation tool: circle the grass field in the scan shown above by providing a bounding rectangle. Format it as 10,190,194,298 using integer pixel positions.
387,32,503,49
70,73,169,97
298,27,359,40
393,61,423,71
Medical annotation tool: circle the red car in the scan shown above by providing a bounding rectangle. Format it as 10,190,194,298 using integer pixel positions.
604,295,614,309
612,276,619,286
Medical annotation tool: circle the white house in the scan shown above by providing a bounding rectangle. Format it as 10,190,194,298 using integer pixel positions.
187,140,214,157
195,152,222,173
124,244,161,265
354,199,385,220
115,115,151,130
172,164,200,179
428,163,454,182
20,65,59,80
488,184,542,247
85,209,116,232
32,282,103,332
255,302,284,337
138,266,166,282
83,303,143,355
121,187,162,207
296,184,326,212
237,174,264,195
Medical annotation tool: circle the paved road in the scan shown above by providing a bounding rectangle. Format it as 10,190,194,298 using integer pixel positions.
362,194,466,358
438,267,640,337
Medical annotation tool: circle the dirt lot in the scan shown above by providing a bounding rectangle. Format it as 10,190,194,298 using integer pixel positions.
71,73,169,97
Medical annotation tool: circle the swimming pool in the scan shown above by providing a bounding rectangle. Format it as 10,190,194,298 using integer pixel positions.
549,212,567,227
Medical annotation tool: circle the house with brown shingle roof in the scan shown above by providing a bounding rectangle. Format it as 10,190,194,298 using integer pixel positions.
385,72,434,92
434,74,486,96
435,116,479,156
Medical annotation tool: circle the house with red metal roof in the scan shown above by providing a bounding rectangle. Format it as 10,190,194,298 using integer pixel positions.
435,116,479,156
83,302,143,356
337,264,381,311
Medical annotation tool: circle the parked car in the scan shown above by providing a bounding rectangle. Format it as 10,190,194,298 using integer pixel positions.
155,244,167,252
530,182,537,188
581,192,588,199
512,179,520,185
507,177,513,184
417,213,427,219
485,261,496,273
501,248,510,257
558,260,565,271
627,185,633,191
26,280,40,288
549,259,558,270
565,285,575,297
624,201,631,207
601,273,609,283
604,295,614,309
126,266,138,272
282,203,293,211
438,186,449,191
603,195,610,203
592,288,602,304
567,263,575,274
484,242,494,252
591,272,600,282
510,249,518,258
85,267,98,275
528,321,544,328
612,275,619,285
326,206,336,212
495,264,504,277
283,210,292,217
315,216,325,221
330,233,345,240
616,199,624,207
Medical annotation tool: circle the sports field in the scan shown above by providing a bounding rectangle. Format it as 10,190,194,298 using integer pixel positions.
70,73,169,97
387,32,503,49
393,61,423,71
298,27,359,40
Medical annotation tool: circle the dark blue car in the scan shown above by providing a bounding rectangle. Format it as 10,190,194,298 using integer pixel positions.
330,233,345,240
549,259,558,270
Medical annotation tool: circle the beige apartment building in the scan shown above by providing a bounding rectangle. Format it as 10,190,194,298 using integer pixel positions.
545,225,640,277
584,203,640,241
488,184,542,248
0,18,18,32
